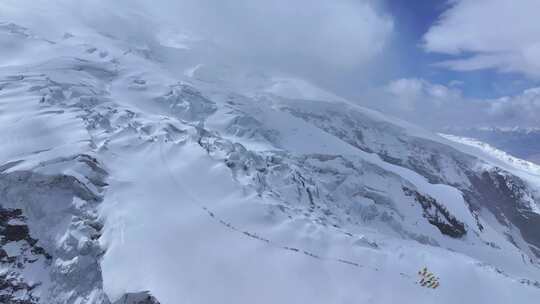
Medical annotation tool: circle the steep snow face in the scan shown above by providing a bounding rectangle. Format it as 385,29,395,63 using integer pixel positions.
442,134,540,256
2,6,540,304
0,159,109,304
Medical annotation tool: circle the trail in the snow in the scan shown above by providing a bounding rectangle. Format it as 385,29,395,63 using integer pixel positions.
156,134,384,273
200,205,366,268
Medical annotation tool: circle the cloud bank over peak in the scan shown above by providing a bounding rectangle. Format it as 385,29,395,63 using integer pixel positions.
423,0,540,78
0,0,393,72
371,78,540,129
385,78,462,111
489,88,540,126
2,0,537,131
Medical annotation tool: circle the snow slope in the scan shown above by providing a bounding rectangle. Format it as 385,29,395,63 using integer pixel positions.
2,2,540,303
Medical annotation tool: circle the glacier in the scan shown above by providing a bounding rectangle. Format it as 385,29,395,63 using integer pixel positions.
1,2,540,303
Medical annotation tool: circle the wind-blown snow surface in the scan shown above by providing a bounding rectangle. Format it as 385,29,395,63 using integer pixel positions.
2,6,540,304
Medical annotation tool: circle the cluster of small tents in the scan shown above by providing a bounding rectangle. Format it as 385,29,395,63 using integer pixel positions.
417,267,440,289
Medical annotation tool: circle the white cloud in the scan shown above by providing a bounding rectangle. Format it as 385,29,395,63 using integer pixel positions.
423,0,540,78
489,88,540,126
372,78,540,129
385,78,462,111
135,0,394,68
0,0,393,70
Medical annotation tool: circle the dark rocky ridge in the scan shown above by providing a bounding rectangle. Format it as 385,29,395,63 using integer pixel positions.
0,206,51,304
403,187,467,238
465,169,540,257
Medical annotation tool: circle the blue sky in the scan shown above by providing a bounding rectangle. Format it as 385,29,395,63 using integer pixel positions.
384,0,537,99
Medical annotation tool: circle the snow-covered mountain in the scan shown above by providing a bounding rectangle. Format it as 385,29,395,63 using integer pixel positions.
2,3,540,304
445,127,540,164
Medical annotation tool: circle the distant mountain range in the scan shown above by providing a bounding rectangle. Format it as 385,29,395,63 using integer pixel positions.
445,127,540,164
